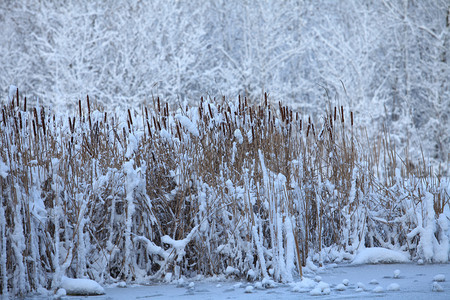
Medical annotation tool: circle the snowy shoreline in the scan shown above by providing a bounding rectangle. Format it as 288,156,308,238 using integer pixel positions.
21,263,450,299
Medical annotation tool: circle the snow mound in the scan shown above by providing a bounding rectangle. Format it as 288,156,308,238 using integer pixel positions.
309,281,330,296
60,277,105,295
433,274,445,282
432,282,444,292
352,247,409,264
291,277,316,292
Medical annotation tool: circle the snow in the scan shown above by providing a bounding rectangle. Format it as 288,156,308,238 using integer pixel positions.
234,129,244,144
0,159,8,179
352,247,410,264
434,274,446,282
59,277,105,295
176,114,199,137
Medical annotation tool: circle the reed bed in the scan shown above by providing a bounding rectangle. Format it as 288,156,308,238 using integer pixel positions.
0,90,448,296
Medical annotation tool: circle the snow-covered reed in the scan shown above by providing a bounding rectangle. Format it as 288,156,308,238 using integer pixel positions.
0,91,448,296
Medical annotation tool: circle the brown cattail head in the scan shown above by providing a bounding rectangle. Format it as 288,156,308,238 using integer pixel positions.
128,109,133,125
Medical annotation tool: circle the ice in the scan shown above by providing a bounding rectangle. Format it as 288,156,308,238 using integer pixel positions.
60,276,105,295
352,247,410,264
387,283,400,291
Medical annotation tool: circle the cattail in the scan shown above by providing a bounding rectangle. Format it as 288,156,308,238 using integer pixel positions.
104,112,107,124
79,99,82,118
128,109,133,126
32,119,36,137
176,122,182,140
19,112,22,130
33,107,38,125
208,103,213,119
264,92,268,107
307,124,310,137
157,97,161,113
341,106,344,123
334,106,337,121
2,108,6,126
351,111,353,126
41,108,46,135
87,95,91,114
68,117,73,133
24,97,27,111
153,116,158,130
16,88,19,107
239,95,241,114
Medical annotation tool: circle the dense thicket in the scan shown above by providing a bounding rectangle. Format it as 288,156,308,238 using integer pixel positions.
1,92,448,296
0,0,448,170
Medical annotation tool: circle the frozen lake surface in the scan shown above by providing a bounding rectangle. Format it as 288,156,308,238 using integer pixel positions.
19,263,450,300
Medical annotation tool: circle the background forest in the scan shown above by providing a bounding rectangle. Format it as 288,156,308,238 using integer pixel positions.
1,0,449,171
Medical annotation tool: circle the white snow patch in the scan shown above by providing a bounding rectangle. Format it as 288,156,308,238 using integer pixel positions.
433,274,445,282
291,277,316,292
309,281,330,296
352,247,410,264
394,269,401,278
335,283,346,291
60,277,105,295
176,114,199,137
234,129,243,144
432,282,444,292
54,288,66,299
0,160,9,179
244,285,254,293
